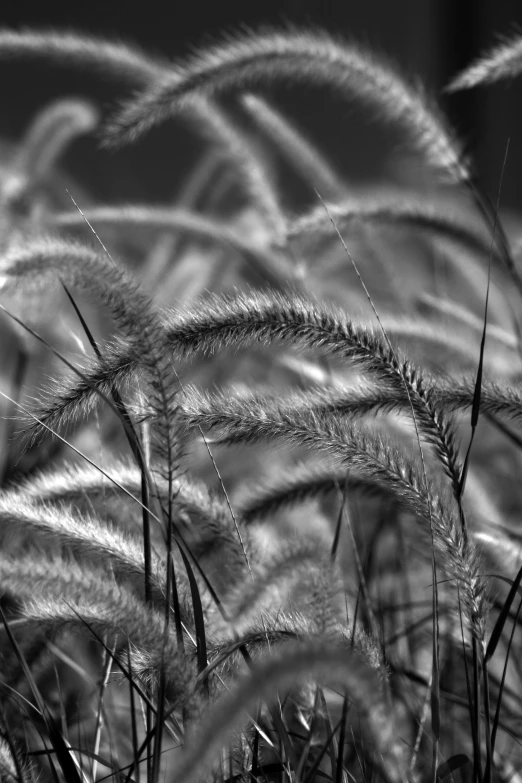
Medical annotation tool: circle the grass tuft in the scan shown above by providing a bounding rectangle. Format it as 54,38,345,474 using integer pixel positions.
0,20,520,783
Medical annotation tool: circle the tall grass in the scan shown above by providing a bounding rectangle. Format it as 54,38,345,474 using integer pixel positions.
0,22,521,783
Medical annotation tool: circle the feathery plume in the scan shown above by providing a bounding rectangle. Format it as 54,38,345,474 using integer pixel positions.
0,236,154,339
165,293,465,510
9,99,99,186
419,293,517,350
0,493,175,608
50,206,293,287
13,458,250,596
0,555,192,685
181,387,485,639
0,28,167,85
106,28,468,182
447,32,522,91
24,290,463,501
0,29,289,240
0,728,27,783
172,641,407,783
179,377,522,436
222,542,328,624
237,461,387,524
286,195,498,266
475,530,522,576
20,288,402,437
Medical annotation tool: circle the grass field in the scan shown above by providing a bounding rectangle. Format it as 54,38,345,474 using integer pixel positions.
0,24,521,783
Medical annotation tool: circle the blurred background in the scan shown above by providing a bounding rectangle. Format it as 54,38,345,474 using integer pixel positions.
0,1,521,209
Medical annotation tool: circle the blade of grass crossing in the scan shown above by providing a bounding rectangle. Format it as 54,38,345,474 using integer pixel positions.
91,639,115,783
490,597,522,759
0,606,87,783
485,564,522,663
472,639,483,783
459,140,510,500
127,644,141,783
335,695,349,783
61,282,155,606
318,192,441,779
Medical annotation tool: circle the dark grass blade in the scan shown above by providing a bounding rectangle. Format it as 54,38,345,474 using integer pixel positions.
457,584,481,782
2,690,62,783
330,475,348,562
91,640,114,782
123,706,186,783
61,281,155,606
103,751,171,783
302,718,343,783
251,708,262,780
295,688,321,780
50,655,67,740
38,739,61,783
223,763,288,783
485,563,522,663
431,556,441,764
181,549,210,678
385,611,434,648
67,609,181,783
482,656,493,783
335,695,349,783
317,687,340,782
490,597,522,758
392,663,521,742
457,234,490,501
150,558,180,783
459,142,511,499
0,345,28,486
127,644,141,783
485,571,522,781
67,609,160,718
151,664,168,783
436,754,470,779
472,641,483,783
0,605,85,783
239,645,300,775
31,745,125,779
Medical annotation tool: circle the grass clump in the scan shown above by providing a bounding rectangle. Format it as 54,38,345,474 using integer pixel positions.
0,22,521,783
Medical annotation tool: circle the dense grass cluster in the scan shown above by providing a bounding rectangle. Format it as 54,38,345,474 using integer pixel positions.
0,22,521,783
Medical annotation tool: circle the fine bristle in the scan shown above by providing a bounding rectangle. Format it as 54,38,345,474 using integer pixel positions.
448,32,522,91
106,27,468,182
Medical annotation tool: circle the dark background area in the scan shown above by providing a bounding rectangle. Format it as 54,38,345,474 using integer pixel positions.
0,0,521,210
